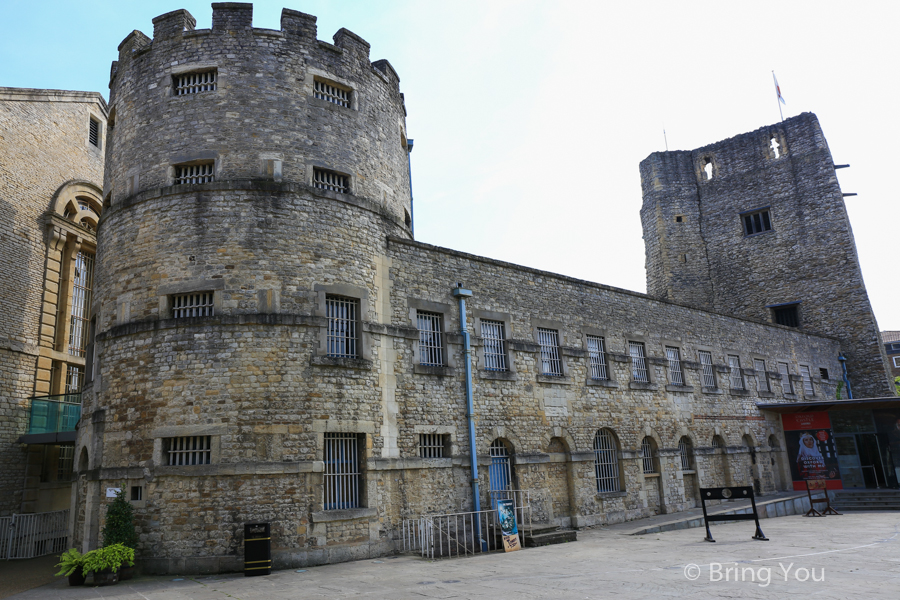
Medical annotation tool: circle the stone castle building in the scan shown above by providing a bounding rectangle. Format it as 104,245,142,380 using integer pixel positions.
1,2,895,574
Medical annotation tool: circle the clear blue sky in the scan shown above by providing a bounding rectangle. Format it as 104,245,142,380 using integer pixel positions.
3,0,898,330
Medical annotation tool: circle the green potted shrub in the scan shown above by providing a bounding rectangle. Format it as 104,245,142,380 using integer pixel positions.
102,488,138,579
82,543,135,586
55,548,86,586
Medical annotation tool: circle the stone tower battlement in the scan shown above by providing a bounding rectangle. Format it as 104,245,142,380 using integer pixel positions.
640,112,893,397
105,3,410,224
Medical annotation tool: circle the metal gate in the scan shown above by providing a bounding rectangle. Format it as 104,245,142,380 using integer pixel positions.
1,510,69,560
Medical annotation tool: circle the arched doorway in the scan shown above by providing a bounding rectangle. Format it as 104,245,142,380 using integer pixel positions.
488,439,514,508
768,434,787,491
743,434,761,492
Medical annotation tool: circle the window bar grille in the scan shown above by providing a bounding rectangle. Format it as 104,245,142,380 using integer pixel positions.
679,438,692,470
174,163,215,185
489,440,511,492
326,296,358,358
641,438,655,474
593,430,619,493
419,434,445,459
314,80,351,107
175,71,217,95
481,320,507,372
313,169,348,193
173,292,214,319
324,433,361,510
88,119,99,147
65,365,84,395
538,328,562,376
778,362,794,394
728,355,744,389
629,341,648,383
800,365,814,396
67,251,94,357
586,335,608,380
167,436,211,466
754,359,770,392
712,436,724,449
699,351,717,388
57,445,74,480
666,346,684,386
417,311,444,366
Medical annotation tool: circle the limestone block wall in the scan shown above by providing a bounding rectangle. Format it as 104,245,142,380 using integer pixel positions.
641,113,893,397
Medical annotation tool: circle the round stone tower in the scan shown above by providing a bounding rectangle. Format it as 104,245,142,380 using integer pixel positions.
76,3,412,570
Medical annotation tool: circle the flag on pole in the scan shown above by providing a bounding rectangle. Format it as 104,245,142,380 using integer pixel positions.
773,72,786,105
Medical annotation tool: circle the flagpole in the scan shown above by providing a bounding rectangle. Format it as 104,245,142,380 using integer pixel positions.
663,128,668,151
772,71,784,122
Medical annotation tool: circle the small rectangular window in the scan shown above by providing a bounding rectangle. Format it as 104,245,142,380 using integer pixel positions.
165,436,211,466
754,359,770,392
699,351,716,388
665,346,684,385
819,367,829,380
800,365,814,396
174,70,217,96
88,118,100,147
173,292,214,319
416,311,444,366
773,304,800,327
313,168,348,194
326,295,358,358
65,365,84,395
324,432,362,510
174,162,215,185
481,320,508,372
586,335,608,380
742,208,772,236
131,485,143,501
629,341,648,383
778,362,794,395
418,433,448,459
728,355,744,390
538,328,562,376
314,79,351,108
893,356,900,368
57,445,74,481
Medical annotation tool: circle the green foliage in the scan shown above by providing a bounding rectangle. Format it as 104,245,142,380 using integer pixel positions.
102,488,138,549
81,543,135,574
55,548,84,577
836,381,844,400
894,376,900,396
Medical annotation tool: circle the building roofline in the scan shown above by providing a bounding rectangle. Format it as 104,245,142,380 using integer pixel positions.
0,87,108,114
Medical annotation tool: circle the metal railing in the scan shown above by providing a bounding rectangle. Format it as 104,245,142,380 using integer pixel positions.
1,510,69,560
27,395,81,435
488,489,532,533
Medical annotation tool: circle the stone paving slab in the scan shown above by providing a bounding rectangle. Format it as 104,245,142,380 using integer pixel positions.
7,511,900,599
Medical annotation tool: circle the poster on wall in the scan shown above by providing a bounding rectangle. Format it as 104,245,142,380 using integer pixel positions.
782,412,843,490
496,499,521,552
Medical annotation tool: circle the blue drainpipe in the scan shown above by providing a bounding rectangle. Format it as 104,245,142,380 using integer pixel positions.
839,354,853,399
452,285,481,514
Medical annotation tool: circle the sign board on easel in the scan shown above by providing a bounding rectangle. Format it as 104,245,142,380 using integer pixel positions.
496,499,521,552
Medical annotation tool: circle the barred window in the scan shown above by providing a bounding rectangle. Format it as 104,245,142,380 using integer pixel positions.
326,295,358,358
728,355,745,389
629,341,648,383
416,311,444,366
489,439,512,492
712,436,725,449
593,429,620,493
754,359,770,392
665,346,684,386
174,162,214,185
57,445,74,481
699,351,717,388
481,320,508,372
773,304,800,328
165,436,211,466
586,335,608,380
778,362,794,394
418,433,447,459
68,251,94,357
88,118,100,147
678,437,693,470
640,437,656,474
65,365,84,395
324,433,361,510
314,79,351,107
538,328,562,376
174,70,217,96
800,365,814,396
313,168,348,194
742,208,772,236
173,292,214,319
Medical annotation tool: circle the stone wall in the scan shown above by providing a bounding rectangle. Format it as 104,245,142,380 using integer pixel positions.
641,113,893,398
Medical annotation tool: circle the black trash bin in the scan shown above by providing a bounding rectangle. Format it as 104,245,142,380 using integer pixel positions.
244,522,271,576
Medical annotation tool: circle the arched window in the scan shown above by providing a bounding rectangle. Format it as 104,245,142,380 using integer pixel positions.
593,429,620,493
678,436,694,470
712,435,725,449
768,434,780,450
640,436,657,474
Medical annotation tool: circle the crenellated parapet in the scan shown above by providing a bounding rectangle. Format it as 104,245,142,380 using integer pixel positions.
104,2,411,225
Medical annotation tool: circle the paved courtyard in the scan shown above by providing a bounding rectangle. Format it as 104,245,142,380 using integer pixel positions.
7,511,900,599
